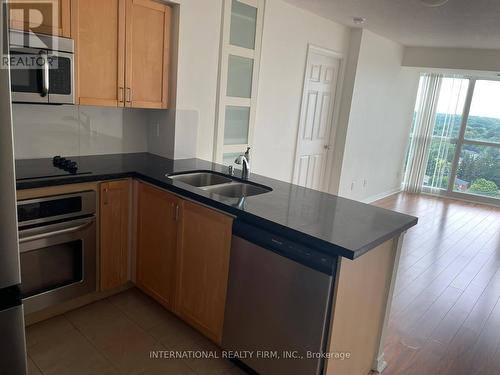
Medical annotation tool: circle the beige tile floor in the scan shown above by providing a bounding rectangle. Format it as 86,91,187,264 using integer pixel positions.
26,288,247,375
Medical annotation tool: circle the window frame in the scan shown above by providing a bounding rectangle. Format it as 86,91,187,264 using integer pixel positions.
213,0,265,164
421,77,500,205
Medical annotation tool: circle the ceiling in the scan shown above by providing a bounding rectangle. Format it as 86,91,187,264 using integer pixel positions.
283,0,500,49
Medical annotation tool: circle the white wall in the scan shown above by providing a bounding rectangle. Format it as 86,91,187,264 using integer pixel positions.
170,0,223,161
163,0,350,178
403,47,500,73
251,0,350,182
13,104,149,159
329,28,363,195
336,30,420,202
147,109,198,159
146,110,176,159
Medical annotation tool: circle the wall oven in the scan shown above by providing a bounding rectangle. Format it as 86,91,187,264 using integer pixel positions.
9,30,74,104
17,191,96,314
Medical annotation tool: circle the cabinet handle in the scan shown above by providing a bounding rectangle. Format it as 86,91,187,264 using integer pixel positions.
175,204,179,221
118,87,124,103
103,188,109,205
126,88,132,103
40,51,49,97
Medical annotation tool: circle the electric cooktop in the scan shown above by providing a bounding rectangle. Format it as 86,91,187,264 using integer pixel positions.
15,156,92,180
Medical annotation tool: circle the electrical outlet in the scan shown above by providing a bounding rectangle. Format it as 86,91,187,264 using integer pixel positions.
363,179,367,188
351,181,355,191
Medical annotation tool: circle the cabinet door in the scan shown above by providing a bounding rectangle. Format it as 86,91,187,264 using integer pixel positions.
71,0,125,107
125,0,170,109
9,0,71,37
100,180,130,291
136,183,178,309
175,200,233,344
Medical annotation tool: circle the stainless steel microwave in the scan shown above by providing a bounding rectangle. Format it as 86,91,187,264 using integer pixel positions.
9,30,74,104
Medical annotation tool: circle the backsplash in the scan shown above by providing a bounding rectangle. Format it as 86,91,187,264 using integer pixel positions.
12,104,150,159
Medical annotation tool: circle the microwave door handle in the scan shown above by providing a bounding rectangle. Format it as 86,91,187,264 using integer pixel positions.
18,218,93,245
40,51,49,97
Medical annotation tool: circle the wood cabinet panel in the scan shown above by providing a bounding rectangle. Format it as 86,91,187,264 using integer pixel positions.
100,180,130,291
125,0,170,109
325,239,397,375
9,0,71,37
72,0,170,108
175,200,233,344
136,182,178,309
71,0,125,107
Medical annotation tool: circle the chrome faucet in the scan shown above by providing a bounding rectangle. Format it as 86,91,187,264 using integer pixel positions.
235,147,251,179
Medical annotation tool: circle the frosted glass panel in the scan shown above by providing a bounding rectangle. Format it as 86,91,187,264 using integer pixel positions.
224,106,250,145
230,0,257,49
227,55,253,98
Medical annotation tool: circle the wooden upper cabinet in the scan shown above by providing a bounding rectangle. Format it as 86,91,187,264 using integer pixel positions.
71,0,125,107
125,0,171,109
72,0,170,108
175,200,233,344
100,180,130,291
136,182,178,309
9,0,71,37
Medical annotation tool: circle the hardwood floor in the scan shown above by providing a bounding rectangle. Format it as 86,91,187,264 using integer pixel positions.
373,193,500,375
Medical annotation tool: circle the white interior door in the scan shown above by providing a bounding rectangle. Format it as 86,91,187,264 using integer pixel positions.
293,47,341,191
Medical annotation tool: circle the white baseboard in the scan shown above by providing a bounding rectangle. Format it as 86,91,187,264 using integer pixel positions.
372,354,388,373
361,187,402,204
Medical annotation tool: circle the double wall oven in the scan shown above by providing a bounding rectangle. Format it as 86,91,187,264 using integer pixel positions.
17,191,97,314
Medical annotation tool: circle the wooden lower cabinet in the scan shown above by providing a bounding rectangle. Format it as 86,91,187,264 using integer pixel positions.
175,200,233,344
100,180,130,291
135,182,233,344
136,182,178,309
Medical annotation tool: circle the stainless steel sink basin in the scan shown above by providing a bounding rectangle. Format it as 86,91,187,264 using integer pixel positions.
168,171,272,199
168,172,232,187
203,182,271,198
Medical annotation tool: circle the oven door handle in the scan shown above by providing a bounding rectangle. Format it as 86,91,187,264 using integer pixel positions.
18,217,94,244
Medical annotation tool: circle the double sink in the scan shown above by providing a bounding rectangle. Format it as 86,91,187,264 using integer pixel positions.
167,171,272,198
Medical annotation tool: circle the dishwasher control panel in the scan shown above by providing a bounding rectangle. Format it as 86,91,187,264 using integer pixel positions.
232,220,336,275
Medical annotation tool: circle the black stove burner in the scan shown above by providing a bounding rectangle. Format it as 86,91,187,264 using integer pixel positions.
53,155,78,174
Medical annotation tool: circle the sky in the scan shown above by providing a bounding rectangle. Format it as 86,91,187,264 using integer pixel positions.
468,80,500,119
436,77,500,119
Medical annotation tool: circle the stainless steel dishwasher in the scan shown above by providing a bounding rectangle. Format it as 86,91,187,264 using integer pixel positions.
222,221,337,375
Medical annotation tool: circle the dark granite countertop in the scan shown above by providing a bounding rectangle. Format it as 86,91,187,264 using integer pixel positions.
16,153,417,259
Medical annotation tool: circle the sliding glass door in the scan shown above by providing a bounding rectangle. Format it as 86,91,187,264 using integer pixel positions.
417,77,500,203
451,80,500,200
